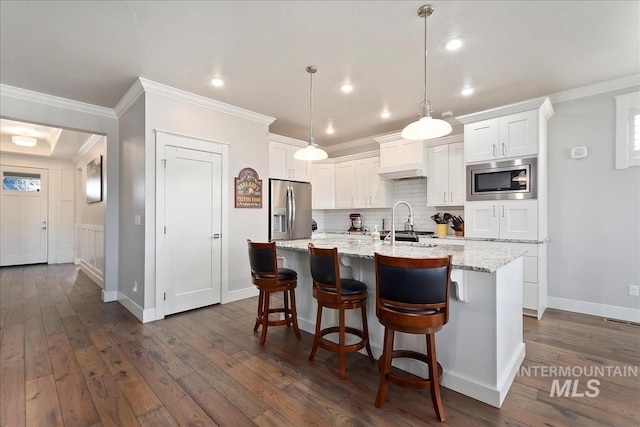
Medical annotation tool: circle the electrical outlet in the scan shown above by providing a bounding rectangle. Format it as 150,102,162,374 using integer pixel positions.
629,285,639,297
133,281,138,293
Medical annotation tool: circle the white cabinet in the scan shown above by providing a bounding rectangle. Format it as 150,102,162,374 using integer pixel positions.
464,110,538,163
465,200,538,241
427,142,465,206
311,163,335,209
375,132,429,179
269,138,311,182
335,156,393,209
467,240,547,319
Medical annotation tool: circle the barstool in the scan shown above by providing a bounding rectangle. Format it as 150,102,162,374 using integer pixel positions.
373,253,452,423
308,243,374,379
247,239,301,346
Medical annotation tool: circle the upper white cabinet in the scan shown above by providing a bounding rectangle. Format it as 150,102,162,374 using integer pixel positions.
335,154,393,209
427,141,465,206
269,134,311,182
457,97,554,164
311,163,335,209
464,200,538,241
375,132,429,179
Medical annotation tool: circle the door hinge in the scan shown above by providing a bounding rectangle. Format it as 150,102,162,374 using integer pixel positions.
164,292,166,301
162,159,167,169
164,226,166,234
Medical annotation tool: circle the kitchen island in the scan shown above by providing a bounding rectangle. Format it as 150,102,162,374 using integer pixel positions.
275,235,525,408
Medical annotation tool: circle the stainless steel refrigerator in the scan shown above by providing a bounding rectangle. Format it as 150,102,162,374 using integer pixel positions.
269,179,312,240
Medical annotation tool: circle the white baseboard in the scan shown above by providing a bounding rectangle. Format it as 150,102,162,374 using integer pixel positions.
221,286,259,304
548,296,640,323
102,290,118,302
79,261,103,288
117,291,156,323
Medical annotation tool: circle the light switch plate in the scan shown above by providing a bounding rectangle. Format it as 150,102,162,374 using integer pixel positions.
571,146,588,159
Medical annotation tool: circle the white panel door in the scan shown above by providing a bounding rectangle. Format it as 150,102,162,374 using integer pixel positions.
164,146,222,315
0,166,48,266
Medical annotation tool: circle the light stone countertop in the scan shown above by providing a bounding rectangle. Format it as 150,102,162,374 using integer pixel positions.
275,235,526,273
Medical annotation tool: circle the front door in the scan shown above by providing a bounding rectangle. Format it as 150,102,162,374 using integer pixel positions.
164,145,222,315
0,166,48,266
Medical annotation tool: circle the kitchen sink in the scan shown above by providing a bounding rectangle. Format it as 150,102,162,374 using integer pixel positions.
379,230,433,242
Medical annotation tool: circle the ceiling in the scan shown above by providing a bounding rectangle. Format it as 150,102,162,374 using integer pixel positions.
1,1,639,155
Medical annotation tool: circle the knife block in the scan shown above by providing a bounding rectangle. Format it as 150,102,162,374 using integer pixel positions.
455,224,465,237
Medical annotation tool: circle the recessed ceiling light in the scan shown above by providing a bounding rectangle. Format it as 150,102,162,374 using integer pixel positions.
326,126,335,135
210,78,225,87
445,38,463,51
460,87,474,96
12,135,37,147
340,84,353,93
380,111,391,119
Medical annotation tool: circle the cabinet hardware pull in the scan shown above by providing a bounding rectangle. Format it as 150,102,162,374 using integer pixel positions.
443,191,447,203
492,144,497,158
492,205,496,217
502,205,505,217
502,143,506,156
450,192,454,203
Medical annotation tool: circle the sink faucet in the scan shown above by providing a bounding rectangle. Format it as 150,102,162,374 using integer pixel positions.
391,201,413,247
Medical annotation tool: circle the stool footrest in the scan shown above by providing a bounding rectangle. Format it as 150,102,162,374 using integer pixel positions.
384,350,443,390
317,326,368,353
256,308,296,327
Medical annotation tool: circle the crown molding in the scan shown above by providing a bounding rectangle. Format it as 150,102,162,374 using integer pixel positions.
0,84,117,119
324,136,377,153
549,73,640,104
113,79,145,118
136,78,276,125
73,134,103,163
268,133,308,147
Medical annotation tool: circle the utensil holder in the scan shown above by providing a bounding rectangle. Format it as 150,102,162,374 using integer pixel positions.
436,224,448,237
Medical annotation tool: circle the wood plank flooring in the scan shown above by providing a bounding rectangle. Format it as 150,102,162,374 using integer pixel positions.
1,263,638,426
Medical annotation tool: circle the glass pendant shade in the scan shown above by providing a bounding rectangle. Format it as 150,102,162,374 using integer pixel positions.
401,115,452,140
293,65,328,161
294,143,328,160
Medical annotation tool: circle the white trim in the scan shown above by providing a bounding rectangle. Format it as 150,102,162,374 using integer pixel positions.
79,261,103,288
113,79,145,117
153,128,231,146
549,74,640,104
548,296,640,323
614,91,640,169
268,133,308,148
221,286,259,304
117,291,156,323
456,97,553,124
139,78,276,125
0,84,117,119
102,289,118,302
73,134,103,163
325,136,377,153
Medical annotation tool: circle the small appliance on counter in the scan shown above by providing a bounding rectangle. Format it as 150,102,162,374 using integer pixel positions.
348,213,363,232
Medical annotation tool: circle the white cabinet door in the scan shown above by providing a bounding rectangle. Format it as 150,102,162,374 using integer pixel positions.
367,157,392,208
427,142,465,206
335,161,356,208
268,140,311,182
449,142,466,205
465,200,538,240
500,110,538,159
465,118,499,163
311,163,335,209
355,158,375,207
499,200,538,240
427,144,449,206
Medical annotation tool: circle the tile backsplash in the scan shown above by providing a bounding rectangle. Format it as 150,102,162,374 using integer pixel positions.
312,178,463,233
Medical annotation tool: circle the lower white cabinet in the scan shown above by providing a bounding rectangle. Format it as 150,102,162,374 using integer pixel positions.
465,200,538,241
311,163,335,209
466,239,547,318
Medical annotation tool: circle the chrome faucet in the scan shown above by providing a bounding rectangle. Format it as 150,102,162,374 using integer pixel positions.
391,201,413,247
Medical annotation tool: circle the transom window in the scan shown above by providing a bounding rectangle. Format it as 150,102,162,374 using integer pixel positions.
2,172,41,192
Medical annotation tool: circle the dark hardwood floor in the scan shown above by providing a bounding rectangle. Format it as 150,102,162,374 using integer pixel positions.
1,263,638,426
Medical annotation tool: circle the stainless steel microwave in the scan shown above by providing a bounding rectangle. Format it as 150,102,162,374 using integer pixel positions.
467,158,537,201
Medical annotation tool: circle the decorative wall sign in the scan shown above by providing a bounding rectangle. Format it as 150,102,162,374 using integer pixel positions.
235,167,262,208
86,155,103,204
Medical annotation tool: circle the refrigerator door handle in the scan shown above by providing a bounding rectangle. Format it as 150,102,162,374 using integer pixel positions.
286,186,293,235
290,185,296,235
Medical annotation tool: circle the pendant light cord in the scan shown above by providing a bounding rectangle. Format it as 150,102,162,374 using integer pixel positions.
423,7,428,108
307,66,316,145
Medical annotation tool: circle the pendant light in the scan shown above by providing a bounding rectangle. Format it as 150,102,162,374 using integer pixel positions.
294,66,328,161
401,4,452,140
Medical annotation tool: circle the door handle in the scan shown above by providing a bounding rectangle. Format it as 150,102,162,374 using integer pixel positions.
212,234,220,239
41,226,47,230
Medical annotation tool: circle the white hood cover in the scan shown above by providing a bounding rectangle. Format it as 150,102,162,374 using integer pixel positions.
377,163,427,180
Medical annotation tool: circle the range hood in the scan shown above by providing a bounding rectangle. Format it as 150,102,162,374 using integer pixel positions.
377,163,427,180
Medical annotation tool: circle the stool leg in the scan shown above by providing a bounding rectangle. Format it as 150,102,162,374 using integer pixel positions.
259,291,270,346
426,333,445,422
360,302,374,362
289,288,301,340
375,327,394,407
254,290,263,332
308,304,323,361
338,307,346,379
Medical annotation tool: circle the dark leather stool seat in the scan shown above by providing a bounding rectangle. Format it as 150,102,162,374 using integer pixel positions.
308,243,374,379
374,253,452,423
247,240,301,346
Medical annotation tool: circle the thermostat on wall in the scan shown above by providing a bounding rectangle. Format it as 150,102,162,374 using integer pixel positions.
571,146,588,159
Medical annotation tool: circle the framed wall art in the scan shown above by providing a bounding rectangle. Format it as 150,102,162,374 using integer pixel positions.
235,167,262,208
86,155,103,204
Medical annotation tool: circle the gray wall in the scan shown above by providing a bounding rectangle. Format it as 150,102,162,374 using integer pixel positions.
548,89,640,311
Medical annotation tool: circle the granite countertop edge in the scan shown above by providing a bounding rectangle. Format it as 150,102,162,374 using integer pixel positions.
276,236,527,273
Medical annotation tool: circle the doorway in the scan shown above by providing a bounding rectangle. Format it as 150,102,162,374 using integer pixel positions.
155,131,228,318
0,166,48,266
